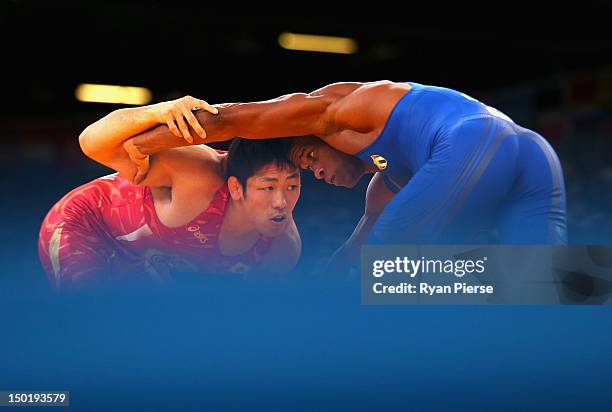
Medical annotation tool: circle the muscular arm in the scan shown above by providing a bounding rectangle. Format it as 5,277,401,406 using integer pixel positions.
78,96,214,182
130,82,365,156
79,105,161,176
324,173,396,274
343,173,396,254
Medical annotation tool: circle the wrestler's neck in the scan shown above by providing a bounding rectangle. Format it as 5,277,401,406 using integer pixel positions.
218,198,260,255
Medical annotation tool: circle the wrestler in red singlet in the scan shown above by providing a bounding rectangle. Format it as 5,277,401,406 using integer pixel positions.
38,172,272,289
41,96,300,289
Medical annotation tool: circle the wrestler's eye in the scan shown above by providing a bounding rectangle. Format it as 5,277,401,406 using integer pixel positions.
307,151,315,160
260,186,274,192
287,185,299,191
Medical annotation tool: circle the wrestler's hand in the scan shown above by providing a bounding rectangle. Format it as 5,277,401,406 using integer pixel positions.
123,138,150,185
152,95,218,144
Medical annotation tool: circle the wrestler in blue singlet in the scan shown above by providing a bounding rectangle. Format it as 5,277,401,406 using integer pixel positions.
356,82,567,244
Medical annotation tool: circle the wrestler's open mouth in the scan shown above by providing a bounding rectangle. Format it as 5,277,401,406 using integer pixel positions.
271,215,286,223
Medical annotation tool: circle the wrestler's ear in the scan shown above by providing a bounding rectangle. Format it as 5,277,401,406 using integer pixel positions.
227,176,244,201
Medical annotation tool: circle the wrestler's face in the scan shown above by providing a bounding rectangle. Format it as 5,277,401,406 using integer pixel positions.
290,138,366,188
234,163,301,237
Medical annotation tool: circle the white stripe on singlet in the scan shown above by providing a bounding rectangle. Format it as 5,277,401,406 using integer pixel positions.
49,223,64,290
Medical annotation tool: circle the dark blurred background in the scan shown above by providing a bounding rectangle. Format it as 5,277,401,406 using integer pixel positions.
2,3,612,411
1,1,612,285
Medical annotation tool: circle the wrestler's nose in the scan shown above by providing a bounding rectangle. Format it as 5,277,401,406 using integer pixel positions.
272,191,288,210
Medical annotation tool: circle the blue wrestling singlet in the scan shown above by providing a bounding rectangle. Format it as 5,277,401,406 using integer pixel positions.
356,82,567,244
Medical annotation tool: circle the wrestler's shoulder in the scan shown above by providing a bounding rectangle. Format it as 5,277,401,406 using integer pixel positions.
359,80,411,95
330,81,410,130
152,145,224,176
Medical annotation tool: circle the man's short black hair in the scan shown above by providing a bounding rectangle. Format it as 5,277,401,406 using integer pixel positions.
226,138,297,193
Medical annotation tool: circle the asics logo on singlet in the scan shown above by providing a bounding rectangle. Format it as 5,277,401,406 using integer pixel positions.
370,155,388,171
187,225,208,244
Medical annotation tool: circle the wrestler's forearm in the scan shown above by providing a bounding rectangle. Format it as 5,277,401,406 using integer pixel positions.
325,213,378,272
129,124,194,155
201,82,363,139
79,106,160,159
205,96,329,139
130,86,346,155
128,108,232,154
345,213,379,253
